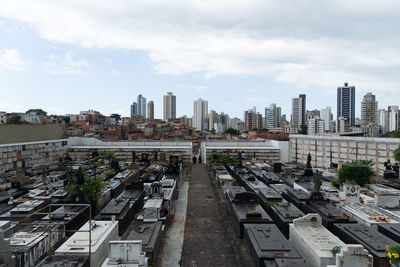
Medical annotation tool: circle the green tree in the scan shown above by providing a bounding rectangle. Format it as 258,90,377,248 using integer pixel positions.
210,128,216,134
338,160,375,186
63,116,70,123
110,113,121,125
299,124,307,134
67,171,105,213
8,115,22,124
26,109,47,116
394,147,400,161
383,130,400,138
225,127,239,135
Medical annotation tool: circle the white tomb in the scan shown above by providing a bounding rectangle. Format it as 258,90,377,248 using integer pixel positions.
289,214,345,267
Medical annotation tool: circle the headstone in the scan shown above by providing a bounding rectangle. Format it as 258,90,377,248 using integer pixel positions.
342,184,360,203
330,245,373,267
374,192,400,208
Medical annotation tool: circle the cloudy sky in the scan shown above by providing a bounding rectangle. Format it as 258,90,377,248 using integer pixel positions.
0,0,399,119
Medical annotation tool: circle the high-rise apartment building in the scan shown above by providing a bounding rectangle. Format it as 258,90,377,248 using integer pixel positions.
193,98,208,131
337,83,355,126
320,106,332,132
378,109,388,135
388,106,399,132
209,110,218,131
147,101,154,120
245,107,262,131
265,104,277,129
291,94,306,131
361,93,378,126
276,107,282,127
137,94,147,117
130,102,137,119
163,92,176,121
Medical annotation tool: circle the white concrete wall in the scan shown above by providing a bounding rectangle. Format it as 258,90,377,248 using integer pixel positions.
290,134,400,171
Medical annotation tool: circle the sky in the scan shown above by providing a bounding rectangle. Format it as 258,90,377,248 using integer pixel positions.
0,0,399,120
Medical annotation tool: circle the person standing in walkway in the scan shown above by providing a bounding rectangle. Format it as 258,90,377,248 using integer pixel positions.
192,155,197,164
199,155,202,164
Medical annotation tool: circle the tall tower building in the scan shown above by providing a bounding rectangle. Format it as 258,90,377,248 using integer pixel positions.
337,83,355,126
163,92,176,121
291,95,306,131
276,107,282,126
193,98,208,131
209,110,218,131
320,106,332,132
137,94,147,117
388,106,399,132
130,102,137,119
147,101,154,120
265,104,277,129
361,93,378,126
299,94,306,125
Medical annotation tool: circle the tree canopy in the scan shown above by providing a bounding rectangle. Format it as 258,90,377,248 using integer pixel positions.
394,147,400,161
225,127,239,135
8,115,22,124
26,109,47,116
338,160,375,186
383,130,400,138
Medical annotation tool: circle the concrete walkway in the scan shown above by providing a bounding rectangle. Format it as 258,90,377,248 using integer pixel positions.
156,169,190,267
181,164,252,267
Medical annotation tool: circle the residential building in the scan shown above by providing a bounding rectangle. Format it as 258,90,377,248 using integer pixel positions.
147,101,154,120
291,94,306,132
306,109,320,122
209,110,218,131
245,107,262,131
361,92,378,126
193,98,208,131
388,106,399,132
276,107,282,127
229,117,242,131
265,104,277,130
130,102,138,119
137,94,147,117
320,106,332,132
337,82,355,126
378,109,388,135
307,118,325,135
335,117,350,133
163,92,176,121
218,112,230,130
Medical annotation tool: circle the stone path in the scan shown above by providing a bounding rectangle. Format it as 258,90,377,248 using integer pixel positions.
181,164,252,267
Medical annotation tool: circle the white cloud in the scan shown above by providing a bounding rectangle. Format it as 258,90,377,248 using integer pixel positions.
0,1,399,92
43,52,88,74
0,49,28,71
64,52,88,68
111,69,121,74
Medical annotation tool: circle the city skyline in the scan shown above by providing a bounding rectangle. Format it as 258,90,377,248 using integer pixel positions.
1,2,400,119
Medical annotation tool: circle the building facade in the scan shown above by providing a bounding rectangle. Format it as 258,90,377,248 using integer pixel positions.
361,92,378,126
320,106,332,132
147,101,154,120
291,95,306,132
163,92,176,121
137,94,147,118
265,104,277,130
130,102,137,119
193,98,208,131
337,83,355,126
